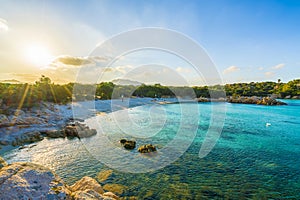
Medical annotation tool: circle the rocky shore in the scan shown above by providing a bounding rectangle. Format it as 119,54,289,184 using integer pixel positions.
0,157,119,199
0,102,97,149
227,96,287,105
197,96,287,105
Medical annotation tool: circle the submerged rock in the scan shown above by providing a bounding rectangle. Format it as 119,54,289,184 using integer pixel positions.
97,169,114,183
0,162,71,199
120,139,136,150
103,184,128,195
138,144,157,153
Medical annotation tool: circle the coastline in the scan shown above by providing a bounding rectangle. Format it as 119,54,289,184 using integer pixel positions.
0,96,289,152
0,98,299,199
0,98,180,152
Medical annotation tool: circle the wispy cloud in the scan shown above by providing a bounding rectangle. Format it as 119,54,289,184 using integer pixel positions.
53,55,95,66
223,66,240,74
258,67,264,70
264,71,274,77
272,63,285,70
176,67,191,73
0,18,8,32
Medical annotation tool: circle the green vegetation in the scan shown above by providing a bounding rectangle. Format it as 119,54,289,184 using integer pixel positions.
0,75,299,108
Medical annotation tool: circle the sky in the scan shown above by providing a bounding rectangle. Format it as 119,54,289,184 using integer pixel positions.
0,0,299,85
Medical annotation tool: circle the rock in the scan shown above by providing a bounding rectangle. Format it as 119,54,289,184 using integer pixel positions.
64,125,78,137
120,139,136,150
64,122,97,138
228,96,287,106
72,189,104,200
97,169,114,183
138,144,157,153
43,130,66,138
257,97,287,105
197,97,209,102
103,184,128,195
120,139,127,144
70,176,104,195
0,157,7,169
0,162,71,199
12,131,44,146
0,114,9,127
9,116,45,126
103,191,119,199
0,140,10,146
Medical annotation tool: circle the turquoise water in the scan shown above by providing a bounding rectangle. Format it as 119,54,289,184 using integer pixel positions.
1,100,300,199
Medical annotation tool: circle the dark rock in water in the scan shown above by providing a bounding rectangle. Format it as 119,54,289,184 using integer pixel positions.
138,144,157,153
120,139,127,144
64,125,79,137
124,141,136,150
64,122,97,138
120,139,136,150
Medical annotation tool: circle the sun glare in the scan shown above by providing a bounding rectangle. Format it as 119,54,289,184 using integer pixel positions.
25,44,53,67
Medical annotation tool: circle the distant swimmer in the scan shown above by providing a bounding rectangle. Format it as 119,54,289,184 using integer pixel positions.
266,123,271,127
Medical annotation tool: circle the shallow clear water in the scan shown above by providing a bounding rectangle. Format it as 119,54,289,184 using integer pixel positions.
1,100,300,199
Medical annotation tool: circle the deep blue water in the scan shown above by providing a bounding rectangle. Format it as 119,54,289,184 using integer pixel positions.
1,100,300,199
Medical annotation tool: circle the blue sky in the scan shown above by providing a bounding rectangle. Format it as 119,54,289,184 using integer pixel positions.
0,0,299,84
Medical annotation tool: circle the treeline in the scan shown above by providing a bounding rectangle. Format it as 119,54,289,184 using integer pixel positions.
0,76,73,108
0,76,299,108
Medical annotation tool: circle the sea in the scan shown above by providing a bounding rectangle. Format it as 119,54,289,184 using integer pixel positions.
1,99,300,199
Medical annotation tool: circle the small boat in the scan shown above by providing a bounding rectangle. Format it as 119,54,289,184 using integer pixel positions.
266,123,271,127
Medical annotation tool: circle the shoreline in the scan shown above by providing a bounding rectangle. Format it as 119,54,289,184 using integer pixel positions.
0,98,179,152
0,96,290,152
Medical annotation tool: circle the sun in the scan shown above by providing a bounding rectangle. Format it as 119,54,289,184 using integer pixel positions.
25,44,53,67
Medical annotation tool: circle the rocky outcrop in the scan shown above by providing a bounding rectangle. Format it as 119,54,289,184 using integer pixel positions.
0,114,9,127
0,160,119,200
72,189,104,200
70,176,105,195
11,131,44,146
43,129,66,138
138,144,157,153
0,157,7,168
257,97,287,105
120,139,136,150
0,162,71,199
64,122,97,138
103,191,119,199
227,96,287,105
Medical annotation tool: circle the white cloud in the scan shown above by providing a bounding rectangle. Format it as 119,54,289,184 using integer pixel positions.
223,66,240,74
0,18,8,32
272,63,285,70
265,71,274,77
176,67,191,73
258,67,264,71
